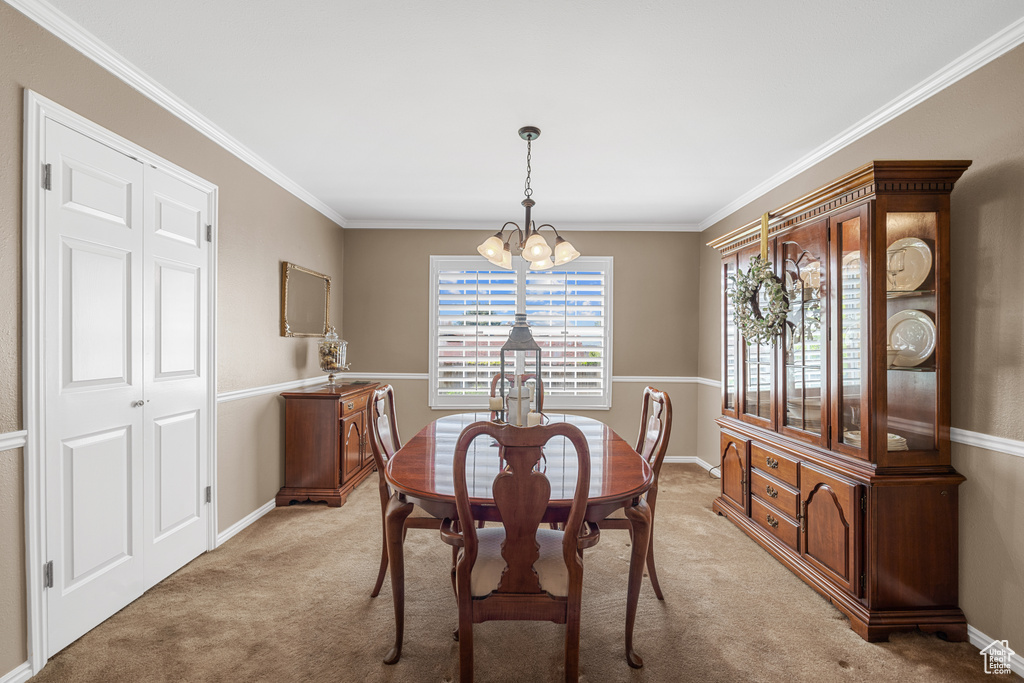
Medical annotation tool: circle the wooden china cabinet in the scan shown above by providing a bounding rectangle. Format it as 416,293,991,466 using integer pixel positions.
276,382,379,507
711,161,971,642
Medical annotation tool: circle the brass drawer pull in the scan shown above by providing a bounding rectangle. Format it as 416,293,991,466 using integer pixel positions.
346,401,355,410
766,484,778,498
766,456,779,469
766,514,779,529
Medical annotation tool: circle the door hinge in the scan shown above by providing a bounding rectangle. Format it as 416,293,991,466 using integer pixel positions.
42,163,52,191
861,494,867,511
205,225,213,242
860,573,866,592
205,486,212,503
44,560,53,589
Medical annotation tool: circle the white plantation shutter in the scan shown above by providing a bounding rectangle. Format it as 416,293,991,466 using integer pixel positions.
430,255,612,409
525,257,612,408
431,258,518,405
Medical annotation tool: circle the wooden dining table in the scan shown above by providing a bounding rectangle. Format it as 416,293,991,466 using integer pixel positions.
382,412,655,668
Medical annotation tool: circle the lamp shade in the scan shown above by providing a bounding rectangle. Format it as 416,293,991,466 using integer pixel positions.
522,232,552,262
529,256,555,270
552,236,581,266
477,233,504,264
499,243,513,269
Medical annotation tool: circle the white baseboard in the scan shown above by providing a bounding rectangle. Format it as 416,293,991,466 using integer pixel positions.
664,455,721,477
215,499,276,546
968,624,1024,677
0,661,31,683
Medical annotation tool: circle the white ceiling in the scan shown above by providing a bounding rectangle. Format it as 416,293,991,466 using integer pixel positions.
37,0,1024,229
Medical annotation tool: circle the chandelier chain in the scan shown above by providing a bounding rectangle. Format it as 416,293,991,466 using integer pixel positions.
524,138,533,198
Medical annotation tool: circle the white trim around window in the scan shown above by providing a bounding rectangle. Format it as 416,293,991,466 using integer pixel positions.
429,255,613,410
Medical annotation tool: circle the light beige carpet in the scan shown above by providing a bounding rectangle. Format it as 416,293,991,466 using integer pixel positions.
33,465,1011,682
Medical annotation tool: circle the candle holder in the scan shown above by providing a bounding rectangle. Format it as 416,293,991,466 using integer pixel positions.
497,314,542,425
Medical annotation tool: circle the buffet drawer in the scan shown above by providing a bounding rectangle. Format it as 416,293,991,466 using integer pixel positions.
341,391,369,417
750,443,799,488
751,497,800,552
750,468,800,519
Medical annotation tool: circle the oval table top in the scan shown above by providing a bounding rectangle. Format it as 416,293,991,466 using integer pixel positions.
385,412,653,517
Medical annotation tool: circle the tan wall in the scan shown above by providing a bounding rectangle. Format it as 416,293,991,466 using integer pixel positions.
0,449,26,673
342,229,701,377
342,228,703,457
0,5,344,672
695,44,1024,650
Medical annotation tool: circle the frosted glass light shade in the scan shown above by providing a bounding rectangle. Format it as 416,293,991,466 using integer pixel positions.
552,236,580,265
477,233,504,264
522,233,552,262
529,256,554,270
500,244,512,269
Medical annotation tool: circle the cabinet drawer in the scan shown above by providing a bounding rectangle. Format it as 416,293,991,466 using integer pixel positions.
341,392,369,417
750,443,798,488
750,468,799,519
751,497,799,552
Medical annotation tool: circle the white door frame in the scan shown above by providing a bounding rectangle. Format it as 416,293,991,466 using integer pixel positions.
21,90,219,674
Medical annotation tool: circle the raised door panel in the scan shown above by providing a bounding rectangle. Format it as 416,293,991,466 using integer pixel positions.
801,463,862,595
342,413,364,483
719,431,748,513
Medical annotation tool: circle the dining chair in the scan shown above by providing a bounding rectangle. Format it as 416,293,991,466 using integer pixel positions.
368,384,442,598
440,421,600,683
489,372,544,413
599,386,672,600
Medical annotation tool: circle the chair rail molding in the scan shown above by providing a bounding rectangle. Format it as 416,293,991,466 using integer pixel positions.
4,0,346,228
0,429,28,452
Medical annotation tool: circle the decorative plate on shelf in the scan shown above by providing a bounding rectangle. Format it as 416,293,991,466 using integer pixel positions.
886,238,931,292
886,309,937,367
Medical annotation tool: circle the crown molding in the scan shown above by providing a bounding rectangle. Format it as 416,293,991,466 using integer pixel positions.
697,14,1024,232
5,0,347,228
343,219,702,232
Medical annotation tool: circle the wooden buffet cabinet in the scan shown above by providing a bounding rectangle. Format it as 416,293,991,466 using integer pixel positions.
710,161,971,642
276,382,379,507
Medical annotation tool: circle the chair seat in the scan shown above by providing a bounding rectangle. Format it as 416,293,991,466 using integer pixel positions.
468,528,568,597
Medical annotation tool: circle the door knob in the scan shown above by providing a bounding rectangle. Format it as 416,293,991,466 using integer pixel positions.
132,400,145,408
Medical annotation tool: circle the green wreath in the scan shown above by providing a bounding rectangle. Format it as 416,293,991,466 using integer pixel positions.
730,256,790,345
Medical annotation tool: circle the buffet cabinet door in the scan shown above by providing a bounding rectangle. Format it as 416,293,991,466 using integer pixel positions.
341,412,365,484
800,463,863,595
720,430,749,514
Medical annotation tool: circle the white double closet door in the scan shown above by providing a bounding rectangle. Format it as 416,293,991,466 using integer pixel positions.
42,118,213,655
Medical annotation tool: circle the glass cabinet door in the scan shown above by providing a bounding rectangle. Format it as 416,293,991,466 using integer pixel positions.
832,204,870,458
723,257,738,416
882,209,940,454
779,221,827,444
739,246,773,427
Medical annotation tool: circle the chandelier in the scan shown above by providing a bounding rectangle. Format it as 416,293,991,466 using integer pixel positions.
476,126,580,271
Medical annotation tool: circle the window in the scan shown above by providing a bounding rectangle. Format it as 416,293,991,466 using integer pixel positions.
429,255,613,409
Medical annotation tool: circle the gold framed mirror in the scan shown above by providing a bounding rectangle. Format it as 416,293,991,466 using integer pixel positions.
281,262,331,337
